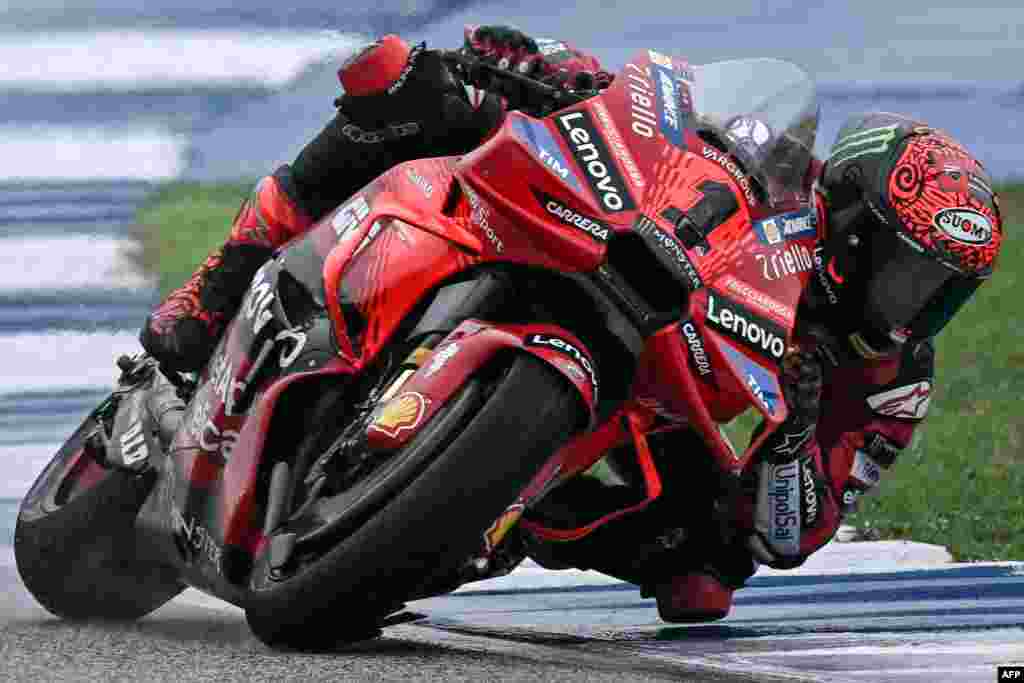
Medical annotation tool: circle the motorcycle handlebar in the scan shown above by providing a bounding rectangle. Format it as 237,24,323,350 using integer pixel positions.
437,49,592,117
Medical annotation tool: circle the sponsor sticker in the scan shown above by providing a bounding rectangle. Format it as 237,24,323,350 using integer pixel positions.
633,214,703,291
591,100,646,189
423,342,460,378
556,110,636,212
243,266,275,336
772,424,814,458
706,292,787,362
866,381,932,420
701,146,757,206
850,449,883,489
718,340,781,415
119,422,148,467
332,195,370,238
829,123,900,166
760,459,800,554
650,62,686,149
405,167,434,198
533,188,610,242
623,62,658,141
484,503,525,551
680,320,715,384
812,245,840,305
647,49,674,69
754,209,816,245
755,242,814,281
526,333,599,401
801,465,819,526
464,184,504,253
720,275,795,323
511,117,583,193
370,392,429,438
933,207,993,245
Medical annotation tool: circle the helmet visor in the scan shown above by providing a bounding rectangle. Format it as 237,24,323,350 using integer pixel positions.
862,228,980,341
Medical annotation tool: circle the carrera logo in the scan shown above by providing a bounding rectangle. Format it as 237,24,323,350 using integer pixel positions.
680,321,714,380
706,293,787,362
933,207,993,245
866,381,932,420
527,333,598,400
557,110,635,213
533,189,610,242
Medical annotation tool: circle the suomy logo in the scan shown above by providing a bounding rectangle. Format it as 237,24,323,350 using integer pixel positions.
706,293,786,361
557,110,636,213
933,207,993,245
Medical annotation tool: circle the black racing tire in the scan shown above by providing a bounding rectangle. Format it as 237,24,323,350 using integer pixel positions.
245,353,583,650
15,410,183,620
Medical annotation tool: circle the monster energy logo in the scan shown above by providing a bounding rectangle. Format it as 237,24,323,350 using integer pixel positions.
829,124,900,165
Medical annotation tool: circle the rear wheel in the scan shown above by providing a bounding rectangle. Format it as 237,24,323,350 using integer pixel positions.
245,353,583,650
15,400,183,620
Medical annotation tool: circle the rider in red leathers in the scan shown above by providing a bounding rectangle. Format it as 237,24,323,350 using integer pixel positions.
139,27,1004,623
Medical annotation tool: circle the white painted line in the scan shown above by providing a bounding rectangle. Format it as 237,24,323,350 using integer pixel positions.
0,236,153,291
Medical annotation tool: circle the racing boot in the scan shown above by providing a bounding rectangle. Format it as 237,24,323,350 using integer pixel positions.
139,175,312,372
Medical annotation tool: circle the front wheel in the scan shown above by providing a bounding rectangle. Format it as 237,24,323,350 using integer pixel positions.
245,353,584,650
15,402,183,620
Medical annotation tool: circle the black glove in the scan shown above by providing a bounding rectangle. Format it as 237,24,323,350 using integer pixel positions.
463,24,612,92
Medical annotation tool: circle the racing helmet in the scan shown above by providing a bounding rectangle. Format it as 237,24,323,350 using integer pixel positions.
813,112,1003,358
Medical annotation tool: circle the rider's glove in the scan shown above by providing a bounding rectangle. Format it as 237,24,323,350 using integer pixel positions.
744,348,842,569
827,428,907,514
335,34,499,141
463,24,614,91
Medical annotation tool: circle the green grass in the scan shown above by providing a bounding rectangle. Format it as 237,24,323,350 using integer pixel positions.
132,181,254,296
133,182,1023,560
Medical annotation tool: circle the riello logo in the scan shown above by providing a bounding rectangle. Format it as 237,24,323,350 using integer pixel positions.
557,110,636,213
706,293,787,361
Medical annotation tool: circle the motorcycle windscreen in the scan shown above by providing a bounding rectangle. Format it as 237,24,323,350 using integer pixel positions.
689,58,819,202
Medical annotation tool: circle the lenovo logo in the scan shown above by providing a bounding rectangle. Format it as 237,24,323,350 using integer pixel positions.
557,110,635,213
706,293,786,361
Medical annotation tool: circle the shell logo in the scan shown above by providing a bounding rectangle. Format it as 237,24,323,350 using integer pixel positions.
368,392,428,438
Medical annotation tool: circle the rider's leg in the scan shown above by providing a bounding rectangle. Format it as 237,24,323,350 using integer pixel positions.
140,35,501,372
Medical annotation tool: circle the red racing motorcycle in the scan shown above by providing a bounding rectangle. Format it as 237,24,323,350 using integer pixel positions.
15,49,821,649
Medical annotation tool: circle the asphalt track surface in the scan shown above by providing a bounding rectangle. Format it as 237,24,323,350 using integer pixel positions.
3,556,1023,682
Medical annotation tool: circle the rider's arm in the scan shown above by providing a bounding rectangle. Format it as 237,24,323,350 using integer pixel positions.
817,339,935,516
744,340,934,569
